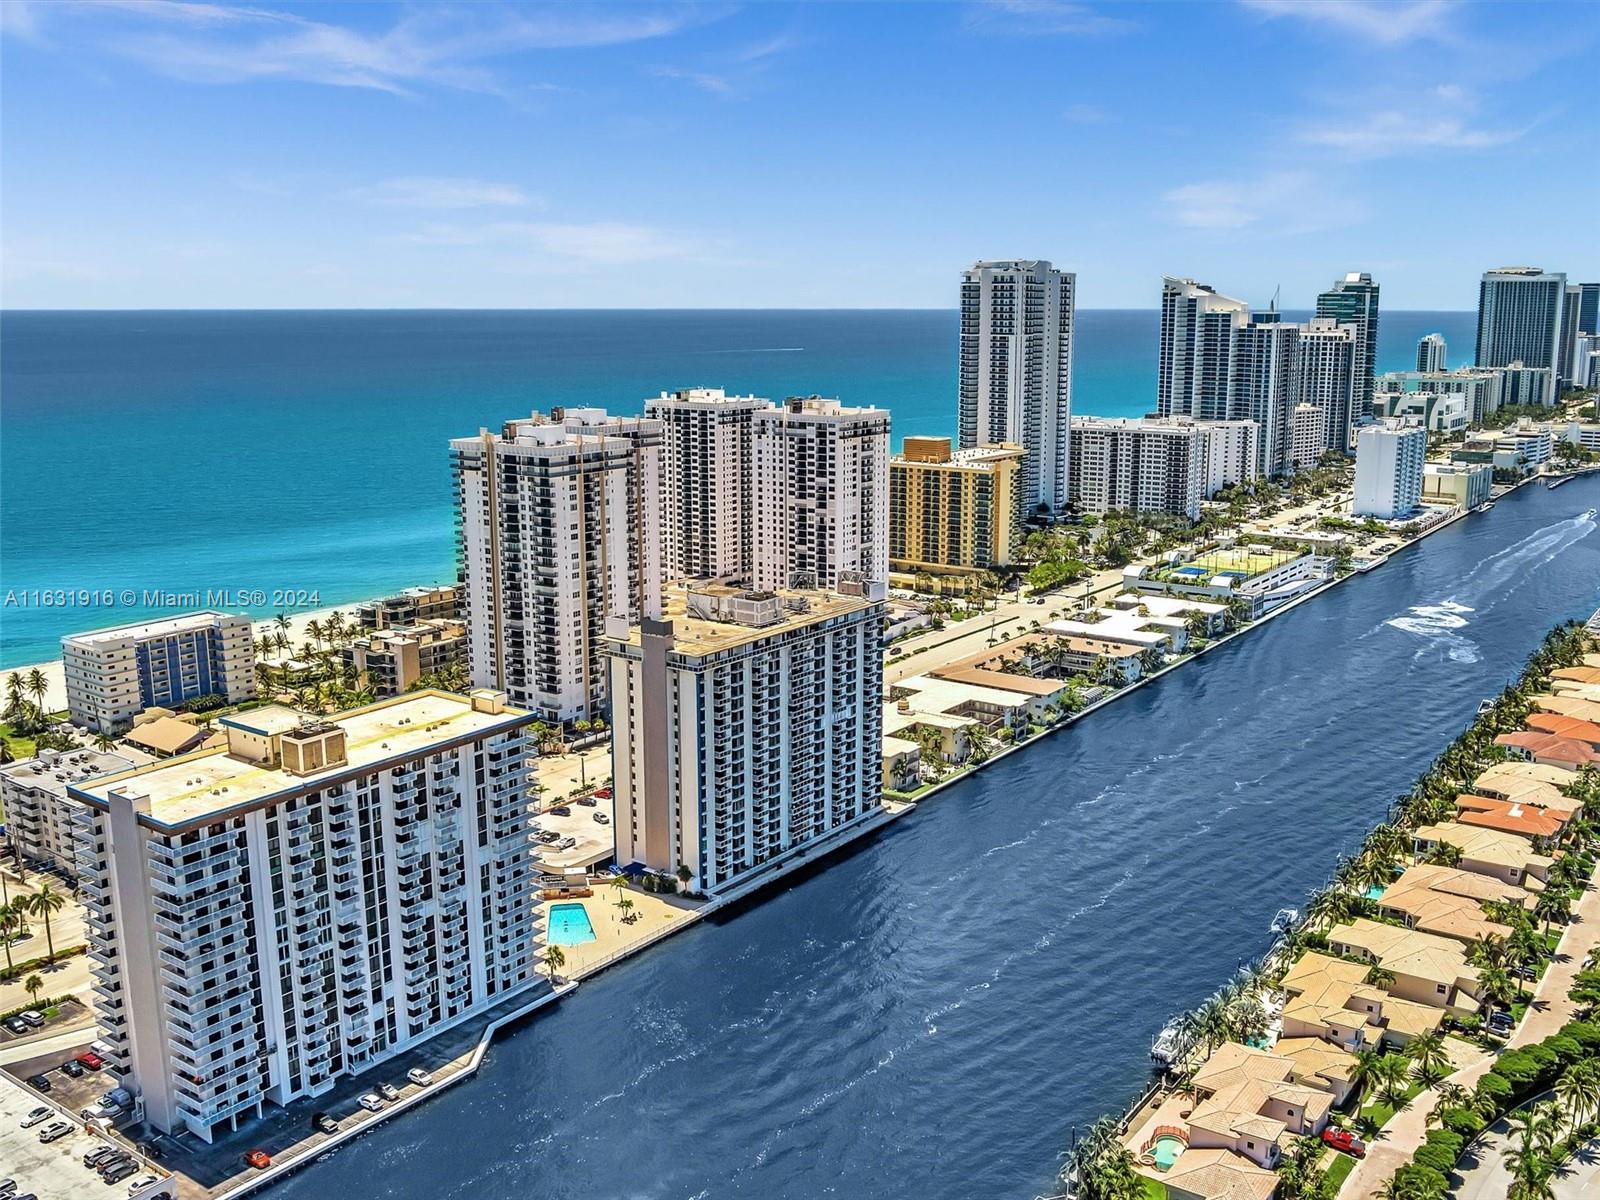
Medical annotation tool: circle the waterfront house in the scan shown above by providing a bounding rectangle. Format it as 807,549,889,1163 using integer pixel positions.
890,674,1048,730
1453,794,1569,843
1278,952,1444,1052
1470,765,1582,814
1552,665,1600,685
1530,694,1600,723
1411,823,1554,889
1325,920,1483,1015
1186,1043,1335,1167
1493,730,1600,770
881,736,921,792
1523,711,1600,748
1376,868,1517,946
1162,1149,1279,1200
1271,1037,1361,1106
882,706,973,765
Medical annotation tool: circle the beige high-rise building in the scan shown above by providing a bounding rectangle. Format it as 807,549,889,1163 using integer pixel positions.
452,408,662,723
605,582,883,894
644,387,771,583
751,396,890,596
888,437,1024,578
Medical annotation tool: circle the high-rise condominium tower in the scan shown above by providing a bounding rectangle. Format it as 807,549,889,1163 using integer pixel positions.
1559,285,1582,389
1315,272,1380,425
1158,277,1249,423
1232,309,1300,476
1416,333,1447,374
1476,267,1566,405
452,408,663,723
1296,318,1357,455
644,387,770,583
751,396,890,595
1577,283,1600,335
958,260,1076,515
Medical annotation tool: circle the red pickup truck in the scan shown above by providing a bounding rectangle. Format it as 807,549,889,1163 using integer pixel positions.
1322,1128,1366,1157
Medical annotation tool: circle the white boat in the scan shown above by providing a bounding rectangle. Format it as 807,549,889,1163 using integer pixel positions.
1583,508,1597,520
1547,475,1571,489
1477,697,1497,716
1353,558,1382,573
1269,907,1299,936
1150,1019,1183,1066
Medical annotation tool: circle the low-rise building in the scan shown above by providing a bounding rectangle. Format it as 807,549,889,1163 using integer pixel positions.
1422,462,1492,510
63,611,256,733
1372,390,1469,435
355,584,460,629
1376,865,1522,946
1474,761,1582,808
1411,822,1554,888
1495,730,1600,770
1454,793,1569,842
1530,693,1600,723
1325,919,1482,1014
0,747,133,879
1185,1042,1335,1168
122,713,219,759
1279,951,1444,1051
342,619,469,696
888,437,1025,578
66,689,540,1144
1122,545,1326,615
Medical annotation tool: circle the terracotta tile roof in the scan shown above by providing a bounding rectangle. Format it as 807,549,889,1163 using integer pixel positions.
1524,711,1600,746
1530,694,1600,723
1552,666,1600,684
1163,1149,1279,1200
1494,731,1600,765
1454,794,1566,840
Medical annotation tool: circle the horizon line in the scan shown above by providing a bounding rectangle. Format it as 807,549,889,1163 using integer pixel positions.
0,305,1479,314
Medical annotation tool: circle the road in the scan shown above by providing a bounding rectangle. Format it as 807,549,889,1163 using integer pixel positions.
1452,1125,1598,1200
1340,861,1600,1199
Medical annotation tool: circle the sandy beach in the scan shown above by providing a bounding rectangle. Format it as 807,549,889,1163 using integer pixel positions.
2,598,380,714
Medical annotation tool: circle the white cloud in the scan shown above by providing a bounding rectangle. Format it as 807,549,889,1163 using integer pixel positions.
398,220,694,265
354,177,534,209
37,1,709,95
966,0,1137,36
649,65,734,96
1163,171,1360,233
1238,0,1454,47
1295,85,1526,160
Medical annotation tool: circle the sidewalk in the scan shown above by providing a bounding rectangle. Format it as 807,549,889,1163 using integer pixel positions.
1337,863,1600,1199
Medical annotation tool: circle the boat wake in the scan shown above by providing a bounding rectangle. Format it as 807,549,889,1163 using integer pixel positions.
1458,511,1597,595
700,346,805,353
1383,600,1479,664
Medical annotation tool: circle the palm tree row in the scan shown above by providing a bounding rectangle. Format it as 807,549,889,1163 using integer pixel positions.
0,882,67,971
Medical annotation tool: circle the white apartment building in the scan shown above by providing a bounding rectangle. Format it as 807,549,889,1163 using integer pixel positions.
958,260,1076,514
1353,421,1427,520
452,408,663,724
1498,361,1556,409
1289,403,1327,473
751,396,890,595
1416,333,1447,373
0,748,133,879
1232,311,1300,476
1476,267,1566,405
1200,420,1261,497
1295,317,1357,454
605,582,884,894
1158,277,1249,422
65,690,540,1144
63,612,256,734
644,387,771,583
1069,416,1209,520
1372,390,1470,435
1377,368,1505,425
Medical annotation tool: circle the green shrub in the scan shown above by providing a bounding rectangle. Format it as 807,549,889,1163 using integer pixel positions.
1423,1129,1463,1159
1439,1106,1485,1138
1492,1051,1540,1088
1411,1145,1454,1173
1545,1034,1584,1063
1475,1072,1514,1106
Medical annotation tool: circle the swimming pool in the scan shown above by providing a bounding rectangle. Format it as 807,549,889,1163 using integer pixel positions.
1152,1135,1185,1171
547,902,597,946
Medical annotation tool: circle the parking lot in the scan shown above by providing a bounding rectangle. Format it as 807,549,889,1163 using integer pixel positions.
0,1066,172,1200
533,790,616,873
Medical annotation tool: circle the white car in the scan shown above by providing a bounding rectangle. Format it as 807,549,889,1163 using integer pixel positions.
593,812,610,825
128,1175,161,1195
20,1105,52,1128
39,1120,72,1142
357,1093,384,1113
406,1068,432,1087
377,1082,399,1102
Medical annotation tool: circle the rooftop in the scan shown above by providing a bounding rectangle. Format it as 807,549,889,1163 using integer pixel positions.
1414,822,1555,875
1327,919,1480,992
0,747,135,794
1454,794,1567,840
615,582,876,657
63,609,242,647
71,690,528,830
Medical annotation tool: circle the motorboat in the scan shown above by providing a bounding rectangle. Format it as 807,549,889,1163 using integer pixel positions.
1582,508,1597,521
1477,697,1497,716
1269,907,1298,937
1150,1019,1183,1067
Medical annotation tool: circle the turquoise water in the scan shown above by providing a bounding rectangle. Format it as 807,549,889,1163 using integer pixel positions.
547,903,597,947
0,308,1478,667
1152,1135,1185,1170
1365,885,1385,900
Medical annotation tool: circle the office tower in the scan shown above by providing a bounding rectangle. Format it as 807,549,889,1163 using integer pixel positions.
1353,421,1426,519
751,396,890,595
1559,285,1582,388
1294,318,1357,454
957,260,1076,514
1068,416,1210,520
1158,276,1249,422
644,387,771,583
452,408,663,724
605,582,884,893
1476,267,1566,405
67,690,539,1143
888,437,1025,578
1416,333,1447,373
1232,310,1300,476
1315,272,1380,424
0,747,133,879
1577,283,1600,335
1288,404,1327,473
63,611,256,734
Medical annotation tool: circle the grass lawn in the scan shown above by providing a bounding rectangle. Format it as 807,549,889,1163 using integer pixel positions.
1360,1081,1424,1130
1323,1153,1356,1191
1140,1177,1167,1200
0,720,39,762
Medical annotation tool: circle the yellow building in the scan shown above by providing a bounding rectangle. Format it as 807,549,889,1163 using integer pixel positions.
889,437,1025,579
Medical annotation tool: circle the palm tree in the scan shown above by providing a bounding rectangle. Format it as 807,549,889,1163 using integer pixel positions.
1376,1052,1412,1109
1502,1103,1560,1200
619,896,635,923
26,667,50,728
92,731,117,752
1365,964,1397,989
1555,1059,1600,1138
0,901,18,971
25,883,66,961
541,944,566,984
1407,1028,1451,1085
611,874,629,906
1351,1047,1386,1102
23,973,44,1006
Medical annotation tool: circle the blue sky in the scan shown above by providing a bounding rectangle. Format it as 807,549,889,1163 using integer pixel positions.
2,0,1596,309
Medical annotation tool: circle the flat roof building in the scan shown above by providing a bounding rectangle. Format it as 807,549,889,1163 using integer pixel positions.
0,746,134,880
889,436,1025,578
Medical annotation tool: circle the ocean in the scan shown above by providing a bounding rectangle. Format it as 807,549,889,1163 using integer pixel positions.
0,308,1477,667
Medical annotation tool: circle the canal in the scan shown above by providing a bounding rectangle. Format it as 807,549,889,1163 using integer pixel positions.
275,474,1600,1200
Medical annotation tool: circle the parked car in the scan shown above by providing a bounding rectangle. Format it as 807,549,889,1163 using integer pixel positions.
77,1050,107,1070
0,1179,14,1197
575,794,597,806
26,1074,51,1092
592,788,612,800
536,831,560,844
127,1178,161,1196
1321,1128,1366,1157
1510,964,1536,981
1487,1010,1516,1034
2,1016,28,1035
61,1059,85,1078
39,1121,73,1143
312,1112,339,1134
549,805,571,817
357,1093,384,1113
18,1011,45,1028
377,1082,400,1102
102,1160,138,1184
243,1149,271,1170
557,837,577,850
96,1155,134,1179
85,1145,123,1167
406,1068,432,1087
593,812,610,825
21,1106,52,1128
